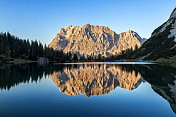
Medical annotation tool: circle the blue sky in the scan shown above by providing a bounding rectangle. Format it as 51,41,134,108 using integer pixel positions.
0,0,175,44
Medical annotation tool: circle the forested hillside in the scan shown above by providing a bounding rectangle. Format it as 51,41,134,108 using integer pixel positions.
133,8,176,60
0,32,69,63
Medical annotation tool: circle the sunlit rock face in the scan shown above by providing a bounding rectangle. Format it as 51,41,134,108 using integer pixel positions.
49,24,145,57
118,70,142,91
49,64,143,97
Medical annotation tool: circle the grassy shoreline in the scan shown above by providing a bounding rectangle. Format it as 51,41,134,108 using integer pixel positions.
12,59,36,64
0,59,36,64
154,56,176,67
1,57,176,67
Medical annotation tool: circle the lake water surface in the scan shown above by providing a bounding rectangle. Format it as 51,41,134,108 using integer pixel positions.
0,62,176,117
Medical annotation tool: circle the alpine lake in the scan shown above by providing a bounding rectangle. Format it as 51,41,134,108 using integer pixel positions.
0,62,176,117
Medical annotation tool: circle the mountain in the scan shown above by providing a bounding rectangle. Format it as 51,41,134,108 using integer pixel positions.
135,8,176,60
49,64,143,97
141,38,148,44
137,64,176,113
49,24,145,57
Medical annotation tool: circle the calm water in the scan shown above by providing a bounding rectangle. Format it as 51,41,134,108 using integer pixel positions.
0,62,176,117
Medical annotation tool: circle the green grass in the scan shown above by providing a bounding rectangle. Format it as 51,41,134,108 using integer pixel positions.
155,55,176,67
0,55,35,64
12,59,34,64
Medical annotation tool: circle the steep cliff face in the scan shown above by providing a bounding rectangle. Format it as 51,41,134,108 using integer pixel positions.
49,24,144,57
49,64,143,97
135,8,176,60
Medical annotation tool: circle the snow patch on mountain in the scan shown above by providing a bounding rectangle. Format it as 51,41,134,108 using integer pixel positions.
171,44,176,49
152,20,173,37
139,52,152,60
168,20,176,42
152,9,176,37
161,20,173,33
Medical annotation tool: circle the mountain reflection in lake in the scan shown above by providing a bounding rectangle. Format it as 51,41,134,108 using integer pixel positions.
0,63,176,117
50,64,143,97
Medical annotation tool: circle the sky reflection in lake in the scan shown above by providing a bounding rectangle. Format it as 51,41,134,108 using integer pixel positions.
0,63,175,117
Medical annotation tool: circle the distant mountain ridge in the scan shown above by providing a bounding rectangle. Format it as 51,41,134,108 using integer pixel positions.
49,24,146,57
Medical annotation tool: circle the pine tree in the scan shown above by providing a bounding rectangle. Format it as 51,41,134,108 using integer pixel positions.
73,54,78,61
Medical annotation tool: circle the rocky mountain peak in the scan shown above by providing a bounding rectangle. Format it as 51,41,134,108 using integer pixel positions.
49,24,145,57
170,8,176,19
83,23,91,27
126,30,134,33
120,30,139,37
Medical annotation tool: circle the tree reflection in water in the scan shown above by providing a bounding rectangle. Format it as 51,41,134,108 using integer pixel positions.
0,63,176,113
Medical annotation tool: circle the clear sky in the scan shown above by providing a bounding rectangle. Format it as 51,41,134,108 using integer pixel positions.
0,0,176,44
